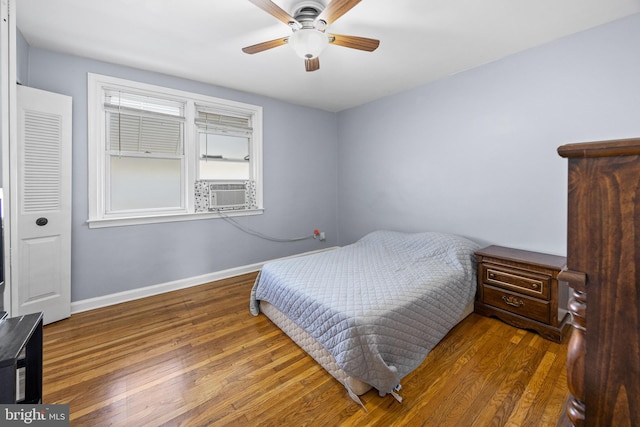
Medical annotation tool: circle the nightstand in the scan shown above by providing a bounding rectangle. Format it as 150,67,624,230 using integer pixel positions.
474,245,570,343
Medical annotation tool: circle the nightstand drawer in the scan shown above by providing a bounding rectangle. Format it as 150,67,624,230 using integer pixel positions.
484,265,550,299
482,285,550,324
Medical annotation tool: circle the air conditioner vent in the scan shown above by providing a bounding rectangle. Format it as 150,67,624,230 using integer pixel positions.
209,182,247,210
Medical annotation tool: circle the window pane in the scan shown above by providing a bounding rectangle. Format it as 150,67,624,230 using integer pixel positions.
200,133,248,160
199,159,250,180
109,156,182,211
199,133,250,180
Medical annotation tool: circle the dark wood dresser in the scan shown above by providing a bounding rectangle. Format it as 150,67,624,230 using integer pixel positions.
474,245,570,343
557,138,640,426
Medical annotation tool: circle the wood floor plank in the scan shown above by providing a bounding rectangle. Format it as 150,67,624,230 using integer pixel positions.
467,334,545,426
405,322,521,426
42,272,569,426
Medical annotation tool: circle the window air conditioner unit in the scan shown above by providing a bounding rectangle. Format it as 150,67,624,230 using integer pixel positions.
208,183,247,210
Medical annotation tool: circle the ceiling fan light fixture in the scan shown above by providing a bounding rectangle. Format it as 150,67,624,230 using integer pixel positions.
288,28,328,59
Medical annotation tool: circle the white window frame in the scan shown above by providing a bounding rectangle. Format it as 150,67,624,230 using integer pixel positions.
195,106,253,183
87,73,263,228
104,88,187,216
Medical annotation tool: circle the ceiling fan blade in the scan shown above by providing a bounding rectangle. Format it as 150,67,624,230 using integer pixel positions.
242,37,288,54
305,57,320,72
248,0,300,27
316,0,361,25
329,34,380,52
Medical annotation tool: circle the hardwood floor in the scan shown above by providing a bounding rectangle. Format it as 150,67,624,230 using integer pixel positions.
42,272,569,426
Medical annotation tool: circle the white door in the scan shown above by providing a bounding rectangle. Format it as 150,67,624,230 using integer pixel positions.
13,85,72,324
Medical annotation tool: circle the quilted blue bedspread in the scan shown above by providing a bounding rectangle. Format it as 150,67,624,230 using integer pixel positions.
249,230,479,396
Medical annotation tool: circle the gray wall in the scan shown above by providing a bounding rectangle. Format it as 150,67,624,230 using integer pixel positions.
337,13,640,256
25,48,339,301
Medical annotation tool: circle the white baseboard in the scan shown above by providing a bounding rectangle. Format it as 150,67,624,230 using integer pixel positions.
71,247,338,314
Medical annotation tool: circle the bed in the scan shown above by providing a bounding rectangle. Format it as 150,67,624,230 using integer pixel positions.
249,230,480,403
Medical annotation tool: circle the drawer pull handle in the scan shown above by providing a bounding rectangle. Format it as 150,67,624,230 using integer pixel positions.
532,283,539,289
502,295,524,308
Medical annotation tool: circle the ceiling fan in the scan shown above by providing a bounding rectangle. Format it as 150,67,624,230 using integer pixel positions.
242,0,380,72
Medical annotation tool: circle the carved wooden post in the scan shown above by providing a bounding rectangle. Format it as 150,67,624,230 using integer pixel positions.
559,269,586,427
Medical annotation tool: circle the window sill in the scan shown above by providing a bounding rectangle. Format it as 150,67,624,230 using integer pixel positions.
87,208,264,229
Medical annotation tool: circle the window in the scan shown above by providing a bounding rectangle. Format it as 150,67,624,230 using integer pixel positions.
105,89,185,213
88,74,263,228
196,109,251,181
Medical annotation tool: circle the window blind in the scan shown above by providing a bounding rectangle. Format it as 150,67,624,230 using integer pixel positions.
195,107,252,135
105,89,185,155
108,113,183,155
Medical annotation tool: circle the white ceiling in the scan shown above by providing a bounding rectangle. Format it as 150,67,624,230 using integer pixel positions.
16,0,640,112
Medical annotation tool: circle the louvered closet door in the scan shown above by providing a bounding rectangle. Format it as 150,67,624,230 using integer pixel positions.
14,85,72,324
